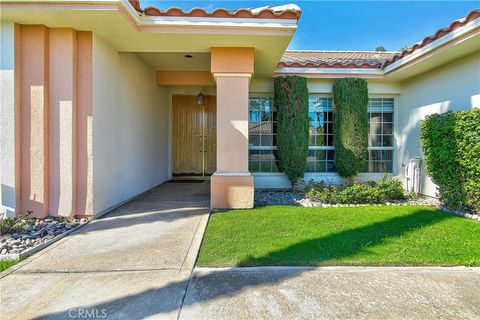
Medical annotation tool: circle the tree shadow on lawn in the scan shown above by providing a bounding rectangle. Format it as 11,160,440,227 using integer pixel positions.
35,208,455,319
238,207,455,266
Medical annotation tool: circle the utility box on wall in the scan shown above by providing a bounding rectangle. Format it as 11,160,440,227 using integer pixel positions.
404,158,422,195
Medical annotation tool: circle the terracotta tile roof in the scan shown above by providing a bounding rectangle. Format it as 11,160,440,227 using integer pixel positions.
278,9,480,70
278,51,398,69
383,9,480,67
128,1,301,20
128,0,142,12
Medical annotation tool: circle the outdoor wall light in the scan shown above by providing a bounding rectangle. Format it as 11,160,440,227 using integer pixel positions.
197,92,204,106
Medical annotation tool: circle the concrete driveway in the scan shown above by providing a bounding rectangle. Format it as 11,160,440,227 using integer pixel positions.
2,181,480,319
1,181,210,320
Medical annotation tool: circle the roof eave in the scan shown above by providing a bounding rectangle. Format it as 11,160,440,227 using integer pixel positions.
383,17,480,74
273,67,385,79
0,1,299,34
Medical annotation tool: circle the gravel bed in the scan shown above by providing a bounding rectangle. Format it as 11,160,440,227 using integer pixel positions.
255,191,479,222
0,217,89,256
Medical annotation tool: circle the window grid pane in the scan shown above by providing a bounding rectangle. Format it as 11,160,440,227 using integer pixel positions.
248,97,278,172
365,98,394,173
307,97,334,172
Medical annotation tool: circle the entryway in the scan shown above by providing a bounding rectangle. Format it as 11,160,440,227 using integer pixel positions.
172,95,216,177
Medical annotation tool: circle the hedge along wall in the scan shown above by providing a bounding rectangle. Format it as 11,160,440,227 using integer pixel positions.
274,76,309,182
332,78,369,178
420,108,480,213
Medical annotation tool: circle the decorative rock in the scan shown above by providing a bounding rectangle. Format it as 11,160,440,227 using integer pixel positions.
30,231,40,237
1,248,7,255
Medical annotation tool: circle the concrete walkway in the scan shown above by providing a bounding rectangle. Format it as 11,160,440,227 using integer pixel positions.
1,181,210,320
181,267,480,320
1,183,480,319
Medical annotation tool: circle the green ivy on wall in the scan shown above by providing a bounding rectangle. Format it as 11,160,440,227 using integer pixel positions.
332,78,369,178
274,76,309,183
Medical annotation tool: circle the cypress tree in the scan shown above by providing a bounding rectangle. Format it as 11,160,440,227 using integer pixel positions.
332,78,369,178
274,76,309,183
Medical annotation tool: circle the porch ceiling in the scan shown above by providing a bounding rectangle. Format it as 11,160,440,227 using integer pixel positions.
0,2,297,77
138,52,211,71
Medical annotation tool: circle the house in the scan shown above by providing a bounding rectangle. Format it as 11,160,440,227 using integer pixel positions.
0,1,479,216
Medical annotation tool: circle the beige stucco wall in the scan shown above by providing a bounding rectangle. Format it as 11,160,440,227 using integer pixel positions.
397,51,480,197
250,78,402,95
0,21,16,216
92,35,169,215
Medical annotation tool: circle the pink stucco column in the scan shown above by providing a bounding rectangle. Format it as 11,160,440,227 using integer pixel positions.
18,25,50,217
210,48,254,209
15,25,93,217
48,28,77,216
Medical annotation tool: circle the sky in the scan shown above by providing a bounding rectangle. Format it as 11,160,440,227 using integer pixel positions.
140,0,479,51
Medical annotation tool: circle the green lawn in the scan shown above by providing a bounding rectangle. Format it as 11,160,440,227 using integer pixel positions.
197,206,480,267
0,258,21,272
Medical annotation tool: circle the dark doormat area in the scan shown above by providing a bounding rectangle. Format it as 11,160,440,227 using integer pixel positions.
169,180,206,183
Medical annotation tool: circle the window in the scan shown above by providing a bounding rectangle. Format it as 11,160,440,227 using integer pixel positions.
248,97,279,172
248,95,395,174
306,97,336,172
364,98,395,173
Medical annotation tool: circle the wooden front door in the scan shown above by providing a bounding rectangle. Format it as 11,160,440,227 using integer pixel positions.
172,95,216,175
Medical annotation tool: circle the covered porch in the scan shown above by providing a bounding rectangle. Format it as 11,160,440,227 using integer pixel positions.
0,1,300,217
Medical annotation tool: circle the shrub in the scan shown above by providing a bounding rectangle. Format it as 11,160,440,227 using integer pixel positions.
0,211,32,235
305,175,409,204
0,215,18,235
420,109,480,213
274,76,309,183
332,78,369,178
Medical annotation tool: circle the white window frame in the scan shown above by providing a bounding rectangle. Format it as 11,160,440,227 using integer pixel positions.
359,94,398,177
248,94,278,173
306,94,336,173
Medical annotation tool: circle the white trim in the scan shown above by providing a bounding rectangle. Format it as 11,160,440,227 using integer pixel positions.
285,49,400,54
137,15,298,29
213,172,252,177
275,67,384,75
213,73,252,79
273,67,385,79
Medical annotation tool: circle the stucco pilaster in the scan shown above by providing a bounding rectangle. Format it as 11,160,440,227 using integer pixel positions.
18,25,50,217
0,22,16,216
48,28,77,216
210,47,255,209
